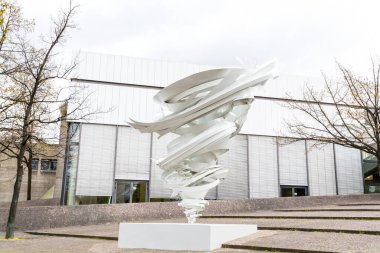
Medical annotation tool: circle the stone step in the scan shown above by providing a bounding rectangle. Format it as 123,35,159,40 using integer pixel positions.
202,215,380,220
274,208,380,212
338,203,380,206
25,231,117,241
222,244,336,253
200,217,380,233
222,230,380,253
259,226,380,235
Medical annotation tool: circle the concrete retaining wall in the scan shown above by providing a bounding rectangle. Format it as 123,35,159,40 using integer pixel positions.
1,194,380,231
0,198,60,208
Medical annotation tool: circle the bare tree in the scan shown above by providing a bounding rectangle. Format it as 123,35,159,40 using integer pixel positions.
0,0,85,239
285,60,380,175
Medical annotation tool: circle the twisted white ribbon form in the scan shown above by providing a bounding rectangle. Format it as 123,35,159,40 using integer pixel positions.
130,59,278,223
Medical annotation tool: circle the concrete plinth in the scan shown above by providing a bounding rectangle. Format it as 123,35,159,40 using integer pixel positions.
118,223,257,251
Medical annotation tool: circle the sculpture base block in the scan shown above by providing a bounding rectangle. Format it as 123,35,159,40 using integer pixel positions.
118,223,257,251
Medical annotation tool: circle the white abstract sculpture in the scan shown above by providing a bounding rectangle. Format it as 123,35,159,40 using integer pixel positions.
130,60,278,223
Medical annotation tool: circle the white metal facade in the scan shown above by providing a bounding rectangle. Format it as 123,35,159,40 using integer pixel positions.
115,127,151,181
217,135,249,200
66,52,364,200
307,142,337,196
76,124,116,196
248,136,279,198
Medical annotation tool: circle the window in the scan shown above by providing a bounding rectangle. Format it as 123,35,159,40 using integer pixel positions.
41,159,57,171
68,123,80,142
31,159,39,170
115,180,148,203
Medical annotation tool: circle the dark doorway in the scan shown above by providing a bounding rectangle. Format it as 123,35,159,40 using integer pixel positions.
281,186,308,197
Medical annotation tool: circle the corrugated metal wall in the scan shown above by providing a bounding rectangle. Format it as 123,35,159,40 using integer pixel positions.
335,145,363,195
217,135,249,200
76,124,116,196
307,142,336,196
73,123,364,199
248,136,279,198
278,139,308,186
115,127,151,181
69,52,364,200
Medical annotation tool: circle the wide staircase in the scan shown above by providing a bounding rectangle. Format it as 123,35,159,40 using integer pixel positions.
202,202,380,252
17,200,380,253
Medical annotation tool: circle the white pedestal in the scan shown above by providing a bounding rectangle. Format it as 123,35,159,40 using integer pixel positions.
118,223,257,251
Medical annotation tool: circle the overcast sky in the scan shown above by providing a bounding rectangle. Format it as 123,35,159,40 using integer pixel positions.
20,0,380,77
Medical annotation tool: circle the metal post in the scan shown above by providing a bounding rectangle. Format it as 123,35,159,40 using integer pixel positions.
111,126,119,204
276,137,281,197
148,133,154,202
333,144,339,195
246,135,250,199
304,140,310,196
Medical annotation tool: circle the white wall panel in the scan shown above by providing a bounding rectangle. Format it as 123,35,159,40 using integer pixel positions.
248,136,279,198
218,135,249,200
76,52,216,88
115,127,151,180
70,81,161,126
335,145,363,195
241,98,299,136
76,124,116,196
279,139,308,186
307,142,336,196
150,133,177,198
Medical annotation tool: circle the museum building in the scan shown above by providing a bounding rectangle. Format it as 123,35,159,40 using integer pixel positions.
55,52,369,205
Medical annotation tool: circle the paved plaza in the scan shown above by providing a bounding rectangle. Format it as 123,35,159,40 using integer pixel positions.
2,202,380,252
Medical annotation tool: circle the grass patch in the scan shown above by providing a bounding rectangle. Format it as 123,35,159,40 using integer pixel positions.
0,237,28,241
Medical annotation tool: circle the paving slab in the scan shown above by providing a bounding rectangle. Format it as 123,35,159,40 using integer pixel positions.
26,220,184,239
28,223,120,238
0,233,268,253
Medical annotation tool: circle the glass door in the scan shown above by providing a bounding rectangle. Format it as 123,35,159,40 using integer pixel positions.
115,180,148,203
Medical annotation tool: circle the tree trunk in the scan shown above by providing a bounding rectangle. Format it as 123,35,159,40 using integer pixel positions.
27,149,32,200
5,156,24,238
